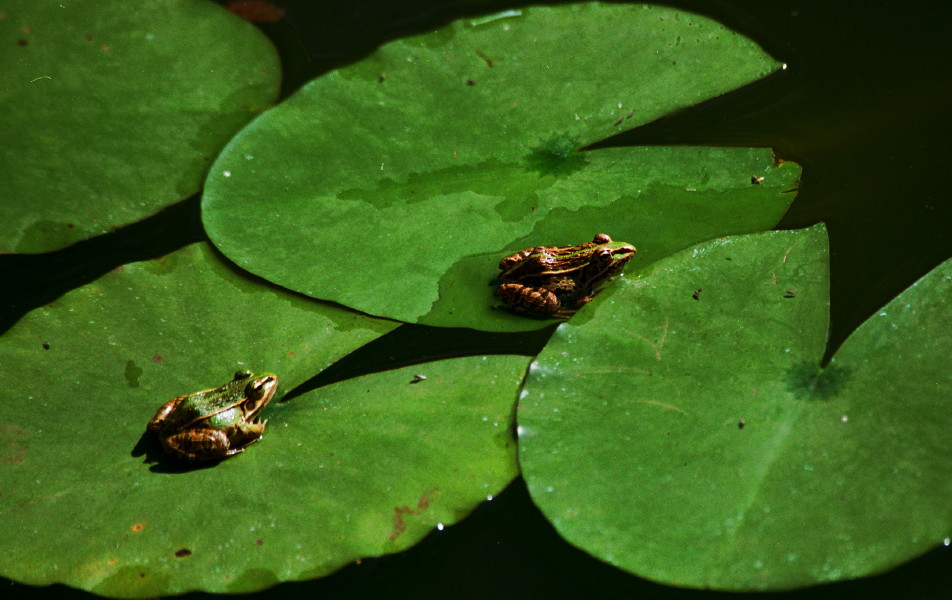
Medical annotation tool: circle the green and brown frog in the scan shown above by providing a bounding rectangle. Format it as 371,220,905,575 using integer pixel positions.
147,370,277,463
496,233,636,318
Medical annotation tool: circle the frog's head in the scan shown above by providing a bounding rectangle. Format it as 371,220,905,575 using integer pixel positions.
233,370,278,420
584,239,636,284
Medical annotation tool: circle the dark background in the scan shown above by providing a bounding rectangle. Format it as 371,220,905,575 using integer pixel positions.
4,0,951,598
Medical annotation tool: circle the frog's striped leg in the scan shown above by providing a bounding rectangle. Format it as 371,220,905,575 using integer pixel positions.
497,283,567,317
162,428,234,462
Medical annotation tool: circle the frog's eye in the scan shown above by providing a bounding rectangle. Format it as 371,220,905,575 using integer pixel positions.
593,233,612,244
234,369,252,380
247,377,275,399
594,247,614,265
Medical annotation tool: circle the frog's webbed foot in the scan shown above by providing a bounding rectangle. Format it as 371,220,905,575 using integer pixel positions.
497,283,562,317
560,293,597,317
237,418,267,439
552,306,579,318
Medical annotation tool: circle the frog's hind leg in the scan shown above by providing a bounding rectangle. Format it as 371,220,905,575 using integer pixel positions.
163,428,232,462
497,283,562,317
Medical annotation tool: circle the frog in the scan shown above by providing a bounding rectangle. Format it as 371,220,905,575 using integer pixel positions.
147,369,277,463
496,233,636,318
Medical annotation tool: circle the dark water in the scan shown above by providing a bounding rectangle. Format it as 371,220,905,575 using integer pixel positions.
4,0,951,598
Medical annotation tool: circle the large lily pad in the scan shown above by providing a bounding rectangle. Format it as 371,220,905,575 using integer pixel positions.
202,3,799,331
518,223,952,590
0,243,447,596
0,0,280,253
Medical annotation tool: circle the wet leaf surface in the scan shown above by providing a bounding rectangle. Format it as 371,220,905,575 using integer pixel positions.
0,0,280,252
519,224,952,589
202,3,799,330
0,243,538,597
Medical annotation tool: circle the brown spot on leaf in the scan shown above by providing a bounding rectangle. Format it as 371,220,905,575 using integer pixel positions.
226,1,286,23
389,488,440,541
151,354,163,363
130,522,146,533
1,426,26,463
42,342,50,350
174,548,192,558
16,39,26,46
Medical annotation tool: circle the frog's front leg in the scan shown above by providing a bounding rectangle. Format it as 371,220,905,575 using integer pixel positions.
230,420,268,449
162,428,235,462
497,283,563,317
552,300,583,318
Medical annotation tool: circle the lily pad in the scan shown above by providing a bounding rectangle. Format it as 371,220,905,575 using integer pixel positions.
202,3,799,330
0,0,280,253
0,243,418,596
518,223,952,590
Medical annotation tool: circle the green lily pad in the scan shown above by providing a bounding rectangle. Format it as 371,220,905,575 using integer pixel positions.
0,243,418,596
518,223,952,590
0,0,280,253
202,3,799,331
